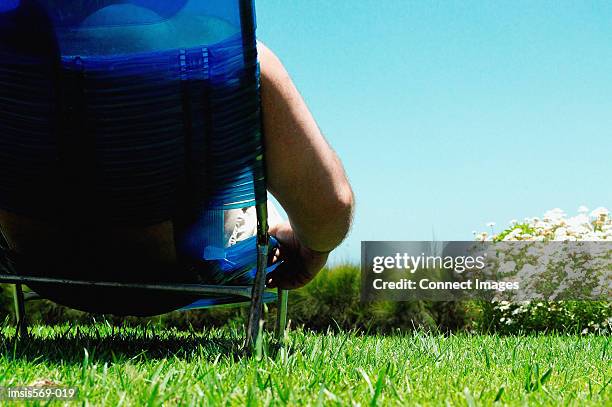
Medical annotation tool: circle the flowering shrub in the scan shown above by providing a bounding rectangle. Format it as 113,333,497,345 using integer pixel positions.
476,207,611,334
475,206,611,242
479,300,611,334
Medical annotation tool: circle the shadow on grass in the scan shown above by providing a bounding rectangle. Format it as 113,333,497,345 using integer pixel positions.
0,323,249,365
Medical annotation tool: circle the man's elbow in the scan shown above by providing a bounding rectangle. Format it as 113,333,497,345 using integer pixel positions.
339,183,355,219
331,181,355,238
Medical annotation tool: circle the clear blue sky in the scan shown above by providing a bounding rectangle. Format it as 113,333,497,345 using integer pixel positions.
255,0,612,264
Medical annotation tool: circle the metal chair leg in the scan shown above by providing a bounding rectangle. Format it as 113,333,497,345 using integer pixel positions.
13,283,27,338
276,288,288,340
246,240,269,350
246,198,271,352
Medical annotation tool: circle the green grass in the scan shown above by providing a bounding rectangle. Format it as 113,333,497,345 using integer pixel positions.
0,323,609,406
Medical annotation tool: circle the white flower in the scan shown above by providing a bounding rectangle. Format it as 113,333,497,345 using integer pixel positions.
544,208,566,222
554,227,568,240
590,207,609,218
503,229,523,241
475,232,489,242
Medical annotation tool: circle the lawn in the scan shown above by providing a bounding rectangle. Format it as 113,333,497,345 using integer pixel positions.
0,323,609,406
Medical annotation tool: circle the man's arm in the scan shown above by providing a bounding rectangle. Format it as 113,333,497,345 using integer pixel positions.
258,43,355,289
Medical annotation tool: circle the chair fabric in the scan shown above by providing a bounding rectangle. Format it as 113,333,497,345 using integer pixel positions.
0,0,274,316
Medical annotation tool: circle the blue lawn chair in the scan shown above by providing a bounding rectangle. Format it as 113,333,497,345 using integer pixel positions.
0,0,288,348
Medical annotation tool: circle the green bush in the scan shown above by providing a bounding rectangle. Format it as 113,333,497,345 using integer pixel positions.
470,207,612,334
0,265,470,332
286,264,468,332
2,265,609,334
474,300,611,334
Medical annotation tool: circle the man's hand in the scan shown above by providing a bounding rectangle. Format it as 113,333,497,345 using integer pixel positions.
266,222,329,289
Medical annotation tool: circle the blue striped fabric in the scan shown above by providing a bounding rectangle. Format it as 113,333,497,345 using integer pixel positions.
0,0,273,313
